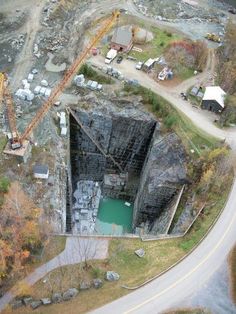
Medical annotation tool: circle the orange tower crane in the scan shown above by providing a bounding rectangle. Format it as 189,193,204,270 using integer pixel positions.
5,10,120,150
0,73,21,149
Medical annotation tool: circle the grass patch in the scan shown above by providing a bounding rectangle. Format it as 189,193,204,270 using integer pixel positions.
28,236,66,269
78,63,113,84
0,135,7,153
123,84,219,155
129,26,180,62
229,244,236,304
163,309,211,314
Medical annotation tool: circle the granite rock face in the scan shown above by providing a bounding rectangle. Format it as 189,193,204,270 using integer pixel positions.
133,130,187,231
70,100,157,203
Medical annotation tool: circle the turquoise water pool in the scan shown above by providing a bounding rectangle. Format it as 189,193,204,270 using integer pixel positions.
95,197,133,235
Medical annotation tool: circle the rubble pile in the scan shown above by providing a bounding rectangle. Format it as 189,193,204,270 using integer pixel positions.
72,180,101,234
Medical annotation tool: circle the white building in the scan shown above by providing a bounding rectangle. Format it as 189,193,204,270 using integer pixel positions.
33,164,49,179
201,86,226,113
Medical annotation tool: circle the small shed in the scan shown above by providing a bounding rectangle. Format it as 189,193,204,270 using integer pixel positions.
111,27,133,52
33,164,49,179
201,86,226,113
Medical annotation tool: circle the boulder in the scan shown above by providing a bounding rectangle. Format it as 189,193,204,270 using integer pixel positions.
23,297,33,306
80,281,91,290
30,300,42,310
93,278,103,289
62,288,79,301
105,271,120,281
51,292,63,303
135,248,145,258
41,298,51,305
11,299,23,309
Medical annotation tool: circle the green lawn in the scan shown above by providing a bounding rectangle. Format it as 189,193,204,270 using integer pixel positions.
0,135,7,153
129,26,180,62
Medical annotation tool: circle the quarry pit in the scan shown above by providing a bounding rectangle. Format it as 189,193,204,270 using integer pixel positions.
68,97,187,236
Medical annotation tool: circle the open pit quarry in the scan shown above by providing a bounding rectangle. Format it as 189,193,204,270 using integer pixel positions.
68,96,187,236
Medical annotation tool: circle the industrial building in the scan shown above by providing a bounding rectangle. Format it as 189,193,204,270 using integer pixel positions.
111,26,133,52
201,86,226,113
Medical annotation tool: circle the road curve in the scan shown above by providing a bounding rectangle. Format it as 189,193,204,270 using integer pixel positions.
91,179,236,314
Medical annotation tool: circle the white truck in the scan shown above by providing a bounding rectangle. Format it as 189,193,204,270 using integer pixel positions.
105,49,117,64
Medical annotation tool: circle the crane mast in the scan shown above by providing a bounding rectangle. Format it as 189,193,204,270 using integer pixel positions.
19,10,120,143
0,73,20,149
0,73,4,105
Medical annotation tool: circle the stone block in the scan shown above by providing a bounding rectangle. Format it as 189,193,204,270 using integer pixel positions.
30,300,42,310
41,298,52,305
23,297,33,306
62,288,79,301
93,278,103,289
105,271,120,281
51,292,63,303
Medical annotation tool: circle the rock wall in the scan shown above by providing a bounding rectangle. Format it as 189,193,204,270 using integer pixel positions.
133,130,187,231
70,105,157,199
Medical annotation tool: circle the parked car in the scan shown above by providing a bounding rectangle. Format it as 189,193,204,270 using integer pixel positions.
127,56,137,61
117,55,123,64
135,61,143,70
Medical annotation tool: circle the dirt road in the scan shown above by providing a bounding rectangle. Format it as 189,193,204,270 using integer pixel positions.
7,0,46,90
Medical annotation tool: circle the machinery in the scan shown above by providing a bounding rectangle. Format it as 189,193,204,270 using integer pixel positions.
0,73,21,149
2,10,120,151
205,33,221,43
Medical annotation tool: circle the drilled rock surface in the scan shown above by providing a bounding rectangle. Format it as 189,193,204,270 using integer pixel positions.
133,130,187,231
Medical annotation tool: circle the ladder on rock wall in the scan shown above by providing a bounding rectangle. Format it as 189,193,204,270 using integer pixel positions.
68,108,124,173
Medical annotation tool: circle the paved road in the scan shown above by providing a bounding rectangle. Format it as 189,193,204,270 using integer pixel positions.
0,237,108,312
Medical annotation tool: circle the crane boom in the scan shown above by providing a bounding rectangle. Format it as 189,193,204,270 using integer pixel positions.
20,10,120,143
0,73,20,148
0,73,4,105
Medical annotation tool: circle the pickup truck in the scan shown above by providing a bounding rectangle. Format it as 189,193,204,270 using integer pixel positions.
105,49,117,64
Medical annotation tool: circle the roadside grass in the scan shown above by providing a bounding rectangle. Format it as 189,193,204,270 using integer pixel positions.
175,65,194,81
78,63,114,84
229,244,236,305
163,309,211,314
0,135,7,153
123,84,219,155
7,173,233,314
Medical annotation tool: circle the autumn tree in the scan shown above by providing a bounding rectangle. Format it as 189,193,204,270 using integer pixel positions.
165,39,208,74
217,21,236,94
0,181,44,286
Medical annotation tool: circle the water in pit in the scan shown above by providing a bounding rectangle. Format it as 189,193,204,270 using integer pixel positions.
95,198,133,235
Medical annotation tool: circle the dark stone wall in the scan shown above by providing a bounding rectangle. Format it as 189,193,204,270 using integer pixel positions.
70,109,157,194
133,130,187,230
